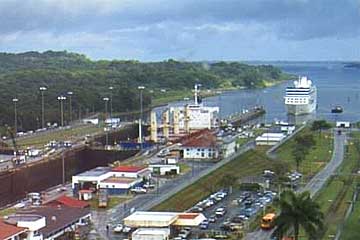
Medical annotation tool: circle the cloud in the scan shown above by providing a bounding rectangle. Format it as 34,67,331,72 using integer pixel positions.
0,0,359,60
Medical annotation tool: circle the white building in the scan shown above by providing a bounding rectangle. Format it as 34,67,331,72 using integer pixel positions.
72,166,150,195
132,228,170,240
149,164,180,176
217,134,238,158
336,121,350,128
255,133,286,146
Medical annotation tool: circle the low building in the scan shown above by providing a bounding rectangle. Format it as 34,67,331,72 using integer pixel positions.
15,205,91,240
4,214,46,240
72,166,150,195
124,211,179,228
181,129,219,159
132,228,170,240
219,135,237,158
255,133,286,146
173,213,207,226
78,190,93,201
149,164,180,176
336,121,350,128
0,219,27,240
72,167,111,192
98,176,143,194
124,211,206,228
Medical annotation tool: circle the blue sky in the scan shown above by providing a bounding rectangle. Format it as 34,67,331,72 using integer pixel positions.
0,0,360,61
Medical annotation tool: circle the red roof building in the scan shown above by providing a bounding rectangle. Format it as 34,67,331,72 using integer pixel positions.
181,129,219,159
0,219,26,240
47,195,89,209
112,166,146,173
181,129,217,148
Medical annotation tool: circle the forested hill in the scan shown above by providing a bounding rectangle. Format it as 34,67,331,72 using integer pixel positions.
0,51,288,130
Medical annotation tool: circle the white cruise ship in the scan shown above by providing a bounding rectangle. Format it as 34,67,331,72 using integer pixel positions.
284,76,317,115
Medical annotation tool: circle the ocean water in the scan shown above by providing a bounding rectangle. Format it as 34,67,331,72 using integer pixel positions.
156,62,360,124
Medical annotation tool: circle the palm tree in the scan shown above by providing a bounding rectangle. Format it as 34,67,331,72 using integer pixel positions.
272,190,324,240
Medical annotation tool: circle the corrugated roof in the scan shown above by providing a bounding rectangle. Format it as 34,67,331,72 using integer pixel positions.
112,166,146,173
0,219,26,240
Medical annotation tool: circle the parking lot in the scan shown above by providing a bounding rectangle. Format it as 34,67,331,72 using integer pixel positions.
182,188,277,239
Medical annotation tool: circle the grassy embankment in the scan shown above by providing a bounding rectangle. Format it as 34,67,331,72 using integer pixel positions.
332,132,360,240
153,126,333,212
152,149,272,212
294,131,360,240
275,127,333,180
15,125,103,148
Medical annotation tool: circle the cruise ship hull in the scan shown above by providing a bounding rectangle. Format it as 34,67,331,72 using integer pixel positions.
286,103,316,115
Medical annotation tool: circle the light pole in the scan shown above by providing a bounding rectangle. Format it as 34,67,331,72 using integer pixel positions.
57,96,66,127
138,86,145,147
103,97,109,146
39,87,47,129
12,98,18,133
67,91,73,124
109,86,113,119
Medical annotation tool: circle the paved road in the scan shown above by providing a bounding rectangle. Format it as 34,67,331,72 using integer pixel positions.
245,129,347,240
91,141,256,240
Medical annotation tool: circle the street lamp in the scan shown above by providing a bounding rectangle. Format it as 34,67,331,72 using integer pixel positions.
39,87,47,129
103,97,110,146
109,86,114,119
12,98,19,133
138,86,145,147
67,91,73,123
57,96,66,127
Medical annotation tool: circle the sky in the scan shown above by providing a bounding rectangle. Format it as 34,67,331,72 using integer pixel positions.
0,0,360,61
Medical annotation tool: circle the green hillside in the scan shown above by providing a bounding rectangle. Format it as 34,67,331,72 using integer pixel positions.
0,51,289,131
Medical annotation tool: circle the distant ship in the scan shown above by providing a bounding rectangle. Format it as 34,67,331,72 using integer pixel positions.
331,106,343,113
284,76,317,115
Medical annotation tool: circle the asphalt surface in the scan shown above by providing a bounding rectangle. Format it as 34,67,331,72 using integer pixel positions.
91,141,256,240
245,129,347,240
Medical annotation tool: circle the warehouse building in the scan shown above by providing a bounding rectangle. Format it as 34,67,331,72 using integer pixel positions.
72,166,150,195
124,211,206,240
255,132,286,145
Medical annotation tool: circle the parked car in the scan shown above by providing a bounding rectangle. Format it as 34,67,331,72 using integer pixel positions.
113,224,123,233
130,187,147,194
122,226,132,233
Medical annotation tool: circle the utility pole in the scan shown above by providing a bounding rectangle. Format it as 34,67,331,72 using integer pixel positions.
103,97,109,146
12,98,19,133
57,96,66,127
109,86,113,119
67,91,73,123
39,86,47,128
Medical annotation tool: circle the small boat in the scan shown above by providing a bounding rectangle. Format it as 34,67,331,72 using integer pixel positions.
331,106,343,113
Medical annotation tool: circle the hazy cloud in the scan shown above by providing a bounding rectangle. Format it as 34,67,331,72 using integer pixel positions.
0,0,359,60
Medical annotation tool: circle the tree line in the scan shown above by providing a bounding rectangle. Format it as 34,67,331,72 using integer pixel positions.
0,51,289,131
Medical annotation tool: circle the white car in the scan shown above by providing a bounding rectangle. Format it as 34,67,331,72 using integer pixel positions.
130,187,147,194
122,226,132,233
113,224,123,233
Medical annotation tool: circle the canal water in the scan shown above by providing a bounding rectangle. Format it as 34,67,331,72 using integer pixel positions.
156,62,360,124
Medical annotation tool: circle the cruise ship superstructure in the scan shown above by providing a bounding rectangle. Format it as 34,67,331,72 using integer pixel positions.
284,76,317,115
